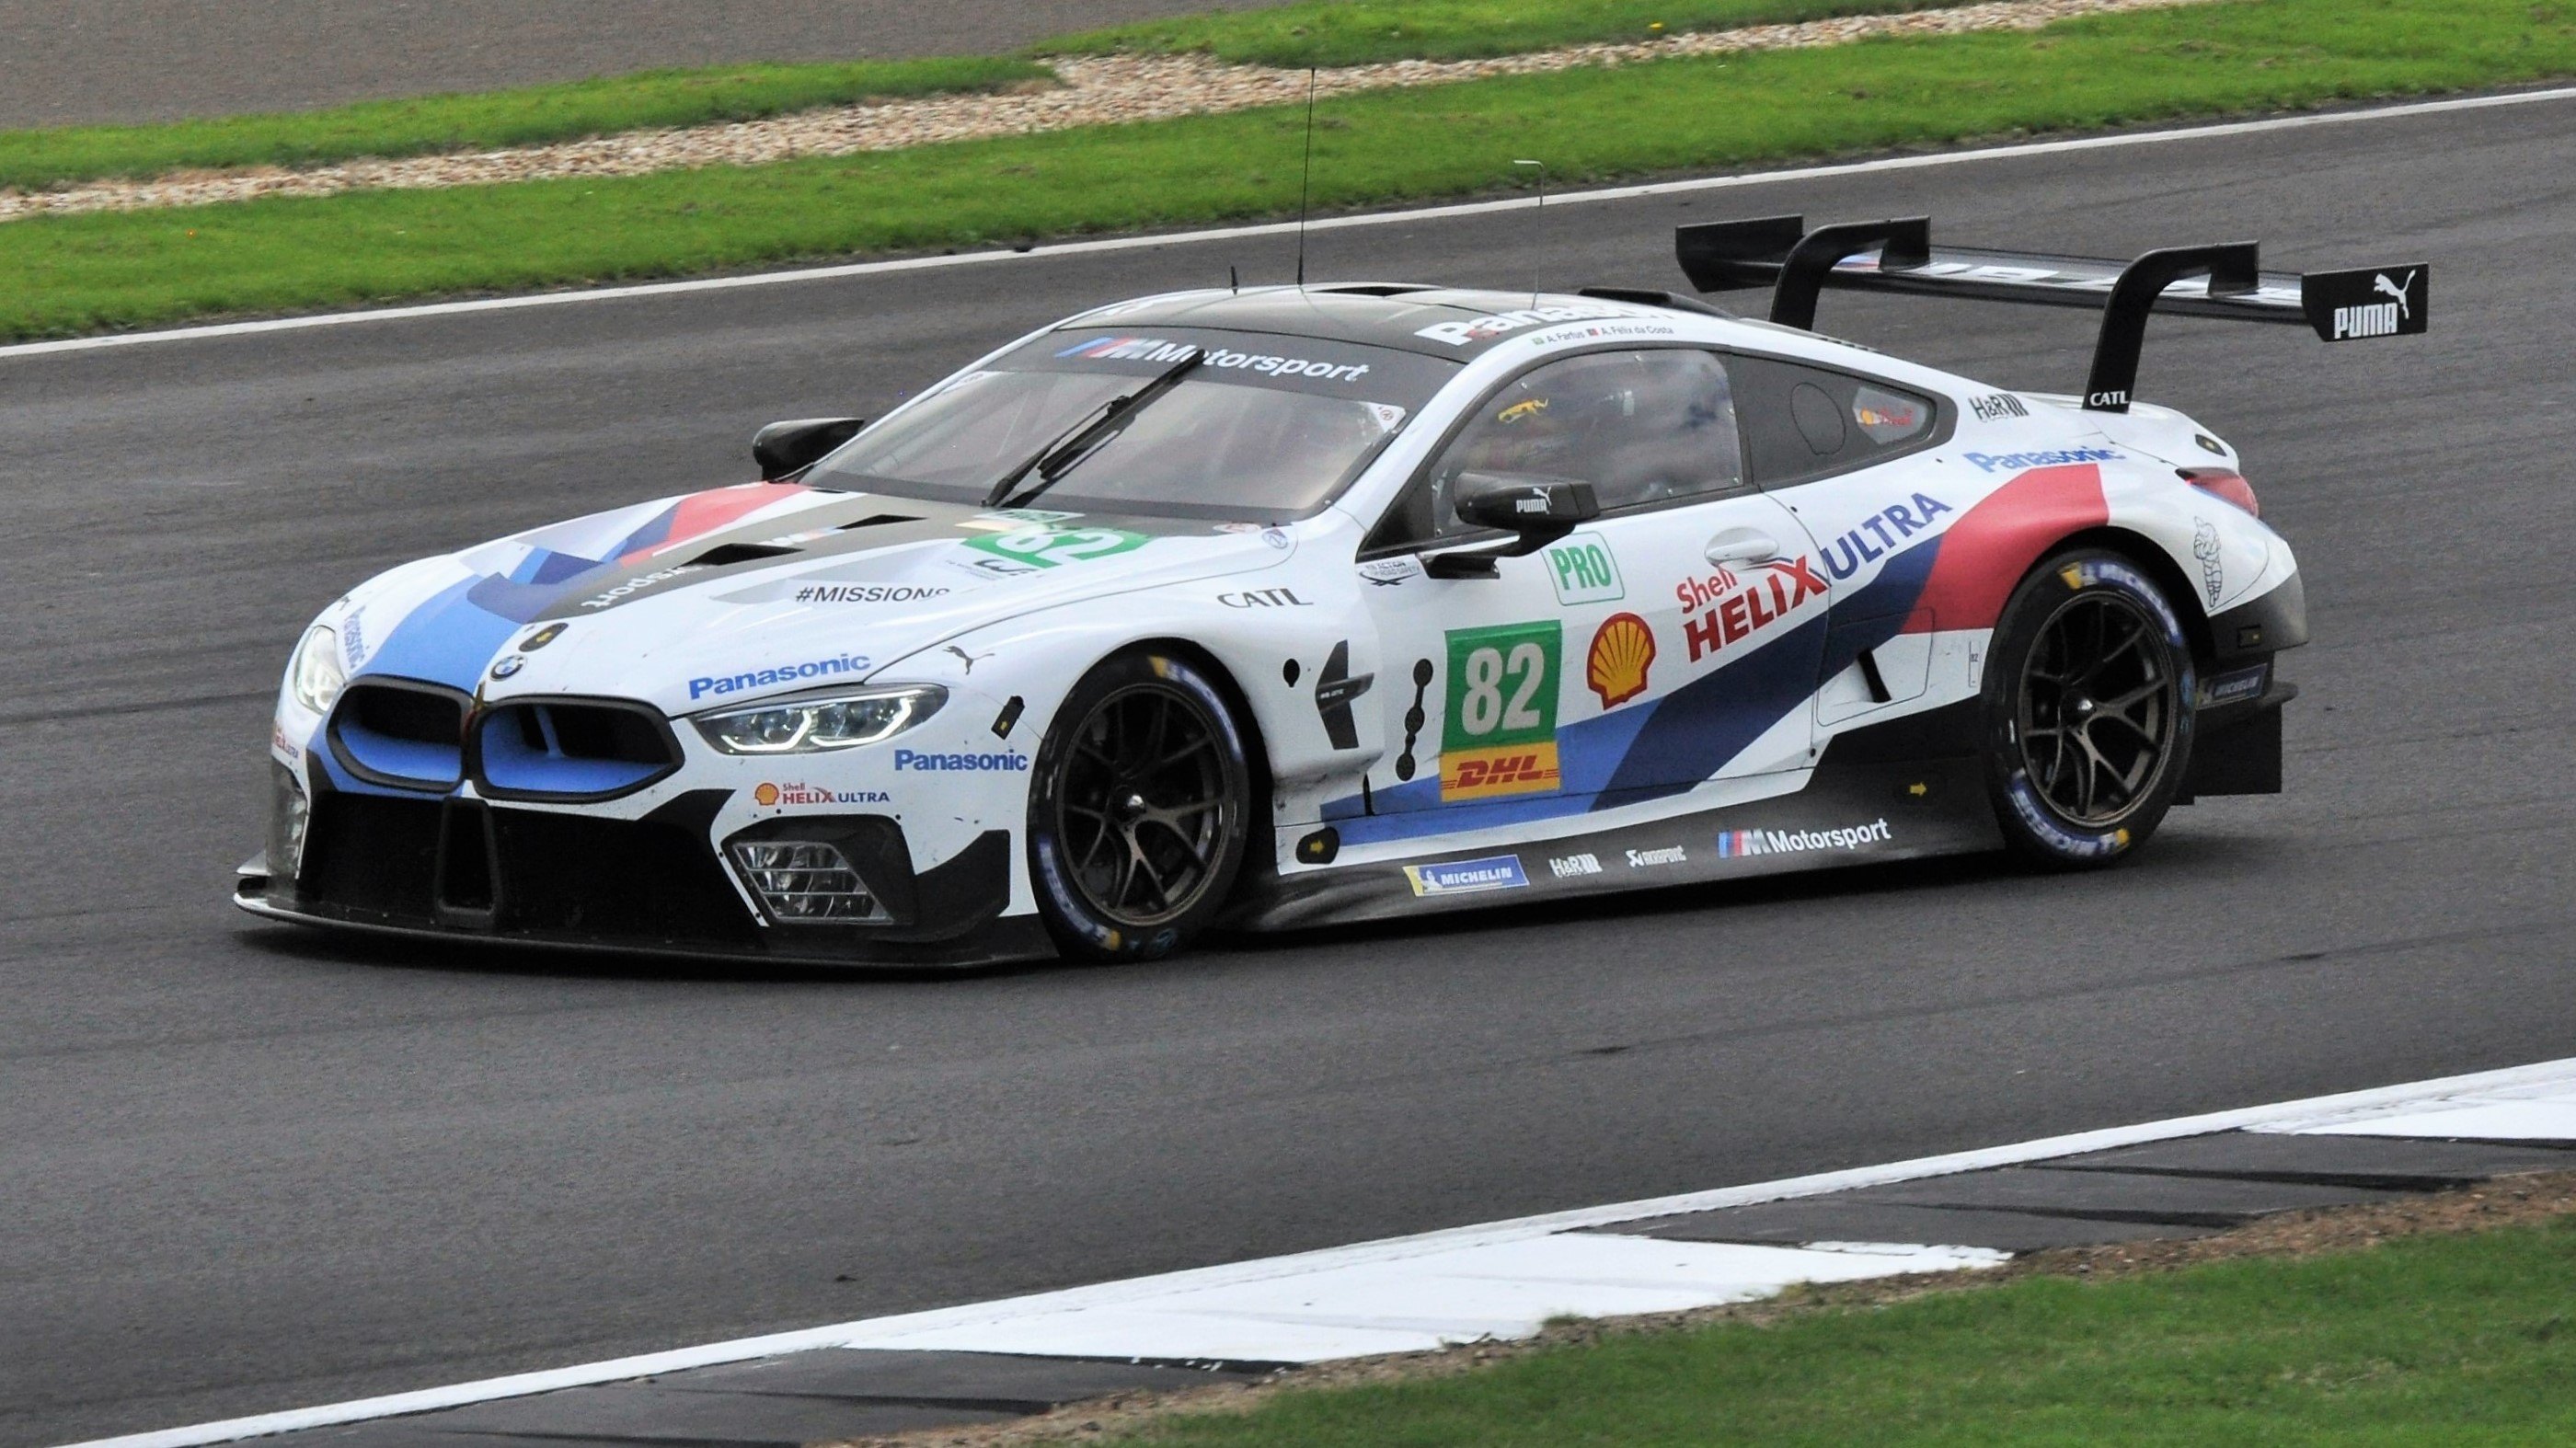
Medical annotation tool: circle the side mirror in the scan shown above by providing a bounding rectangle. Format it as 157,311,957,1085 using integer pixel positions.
1453,472,1601,533
752,417,866,480
1431,474,1601,579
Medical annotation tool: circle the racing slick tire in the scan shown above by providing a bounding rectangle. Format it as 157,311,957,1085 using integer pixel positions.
1982,547,2197,868
1028,649,1252,962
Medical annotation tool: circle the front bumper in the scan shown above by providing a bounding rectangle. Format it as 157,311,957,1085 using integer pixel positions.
234,785,1043,969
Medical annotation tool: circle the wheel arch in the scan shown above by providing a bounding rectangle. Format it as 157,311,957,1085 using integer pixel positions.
2040,525,2215,664
1020,638,1272,960
1106,637,1288,908
1112,636,1278,817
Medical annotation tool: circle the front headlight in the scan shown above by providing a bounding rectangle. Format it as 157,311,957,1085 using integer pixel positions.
289,626,347,715
693,685,947,755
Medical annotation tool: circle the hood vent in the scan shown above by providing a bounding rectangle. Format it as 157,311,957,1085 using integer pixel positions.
690,515,917,568
695,542,802,567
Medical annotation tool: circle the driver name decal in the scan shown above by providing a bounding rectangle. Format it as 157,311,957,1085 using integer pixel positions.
1413,302,1665,347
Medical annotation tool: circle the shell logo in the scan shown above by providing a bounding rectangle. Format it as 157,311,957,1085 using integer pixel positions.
1586,612,1656,708
753,783,780,807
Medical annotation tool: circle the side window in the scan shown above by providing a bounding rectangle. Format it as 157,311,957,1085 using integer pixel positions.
1724,354,1940,488
1372,349,1744,550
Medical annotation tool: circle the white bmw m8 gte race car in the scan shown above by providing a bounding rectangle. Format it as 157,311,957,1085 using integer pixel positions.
236,214,2427,967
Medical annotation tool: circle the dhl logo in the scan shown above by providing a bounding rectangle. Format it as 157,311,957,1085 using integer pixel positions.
1442,742,1561,800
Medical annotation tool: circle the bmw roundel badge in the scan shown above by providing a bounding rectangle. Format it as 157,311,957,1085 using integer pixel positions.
490,654,525,679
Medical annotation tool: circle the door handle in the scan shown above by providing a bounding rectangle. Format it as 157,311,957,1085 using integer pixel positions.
1706,529,1781,566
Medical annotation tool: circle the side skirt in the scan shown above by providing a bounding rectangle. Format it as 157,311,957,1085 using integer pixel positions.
1229,711,2000,931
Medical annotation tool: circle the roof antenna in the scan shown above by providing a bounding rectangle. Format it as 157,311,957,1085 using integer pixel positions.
1513,159,1547,306
1294,66,1318,287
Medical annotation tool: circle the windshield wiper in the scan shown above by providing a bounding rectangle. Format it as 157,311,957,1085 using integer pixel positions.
983,347,1204,509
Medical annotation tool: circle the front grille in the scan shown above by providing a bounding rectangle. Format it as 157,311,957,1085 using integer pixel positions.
300,791,443,921
438,800,497,915
328,682,466,790
489,806,759,946
293,790,755,948
474,699,680,800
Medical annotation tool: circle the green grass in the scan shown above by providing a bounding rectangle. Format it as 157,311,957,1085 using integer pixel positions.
1105,1216,2576,1445
0,0,1956,190
0,56,1049,193
4,0,2570,342
1039,0,1962,69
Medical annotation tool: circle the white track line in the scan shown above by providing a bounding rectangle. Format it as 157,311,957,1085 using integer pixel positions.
2257,1074,2576,1139
4,84,2570,365
61,1052,2576,1448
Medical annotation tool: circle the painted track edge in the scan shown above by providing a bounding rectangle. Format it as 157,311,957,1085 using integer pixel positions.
57,1052,2576,1448
4,85,2571,363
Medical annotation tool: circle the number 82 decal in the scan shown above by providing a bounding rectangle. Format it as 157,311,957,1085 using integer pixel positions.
1440,621,1563,801
964,526,1149,569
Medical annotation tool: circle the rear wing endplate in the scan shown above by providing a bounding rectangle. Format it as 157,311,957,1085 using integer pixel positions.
1675,214,2427,412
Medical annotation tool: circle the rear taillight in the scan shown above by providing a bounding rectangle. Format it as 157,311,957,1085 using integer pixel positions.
2180,467,2259,518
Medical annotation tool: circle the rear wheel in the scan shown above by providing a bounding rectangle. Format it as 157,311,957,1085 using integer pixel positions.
1028,650,1250,961
1983,549,2195,866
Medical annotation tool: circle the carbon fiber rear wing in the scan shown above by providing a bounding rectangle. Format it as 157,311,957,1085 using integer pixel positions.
1674,215,2427,413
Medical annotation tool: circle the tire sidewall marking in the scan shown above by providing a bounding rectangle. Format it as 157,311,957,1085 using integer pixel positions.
1995,554,2197,861
1029,652,1247,960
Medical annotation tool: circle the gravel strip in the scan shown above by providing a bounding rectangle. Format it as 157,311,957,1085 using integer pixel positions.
0,0,2215,224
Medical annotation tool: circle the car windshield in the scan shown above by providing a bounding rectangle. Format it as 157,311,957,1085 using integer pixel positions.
803,328,1458,520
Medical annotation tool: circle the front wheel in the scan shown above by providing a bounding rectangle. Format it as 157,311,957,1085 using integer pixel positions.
1028,650,1251,962
1983,550,2196,867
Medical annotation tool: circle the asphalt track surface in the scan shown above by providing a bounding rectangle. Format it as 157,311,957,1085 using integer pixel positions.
3,98,2572,1446
0,0,1285,130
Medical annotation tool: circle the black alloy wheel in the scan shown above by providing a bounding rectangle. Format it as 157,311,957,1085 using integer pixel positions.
1029,651,1249,960
2018,591,2179,825
1984,549,2195,866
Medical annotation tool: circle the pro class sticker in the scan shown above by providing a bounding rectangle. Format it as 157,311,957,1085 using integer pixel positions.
1543,532,1624,605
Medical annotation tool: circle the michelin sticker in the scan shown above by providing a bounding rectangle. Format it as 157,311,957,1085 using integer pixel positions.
1403,855,1530,896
